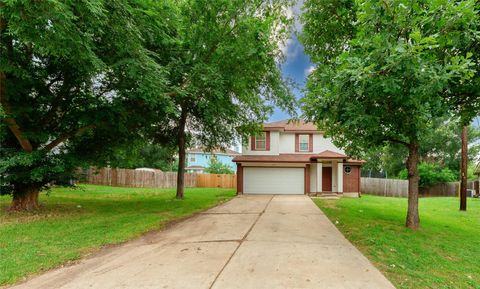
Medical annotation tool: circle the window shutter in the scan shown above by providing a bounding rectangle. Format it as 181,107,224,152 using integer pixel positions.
251,136,256,150
309,134,313,152
266,132,270,151
295,134,299,152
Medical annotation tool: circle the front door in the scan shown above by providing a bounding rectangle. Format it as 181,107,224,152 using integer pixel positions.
322,167,332,192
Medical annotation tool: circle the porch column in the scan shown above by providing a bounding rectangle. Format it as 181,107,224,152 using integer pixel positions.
236,163,243,195
337,162,343,193
332,161,338,192
316,162,322,193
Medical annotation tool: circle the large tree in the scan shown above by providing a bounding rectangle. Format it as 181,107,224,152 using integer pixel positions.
301,0,476,229
159,0,295,198
430,0,480,210
0,1,175,210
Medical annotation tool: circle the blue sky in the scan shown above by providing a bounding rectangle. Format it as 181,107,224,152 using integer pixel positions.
270,0,311,122
270,35,312,122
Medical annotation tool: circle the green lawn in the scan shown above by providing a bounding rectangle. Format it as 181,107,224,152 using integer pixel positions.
0,185,235,286
313,195,480,289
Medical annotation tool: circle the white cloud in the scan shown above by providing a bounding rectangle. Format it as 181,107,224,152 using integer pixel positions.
291,0,304,32
304,65,315,76
278,0,305,63
280,37,302,61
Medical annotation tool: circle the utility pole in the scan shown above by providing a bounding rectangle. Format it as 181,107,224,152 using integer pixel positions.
460,125,468,211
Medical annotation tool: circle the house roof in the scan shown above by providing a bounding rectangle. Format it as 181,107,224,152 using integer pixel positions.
345,159,367,165
310,150,347,159
187,147,240,156
233,151,365,165
185,165,205,170
263,119,320,133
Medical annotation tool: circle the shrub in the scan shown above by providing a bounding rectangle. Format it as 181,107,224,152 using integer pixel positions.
204,157,234,174
398,163,457,188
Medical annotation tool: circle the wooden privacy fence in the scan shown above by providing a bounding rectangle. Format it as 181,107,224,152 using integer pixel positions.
421,181,476,197
361,177,476,197
361,178,408,197
79,168,236,189
197,173,237,189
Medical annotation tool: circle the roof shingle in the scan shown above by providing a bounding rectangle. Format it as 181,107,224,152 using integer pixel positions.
263,119,319,132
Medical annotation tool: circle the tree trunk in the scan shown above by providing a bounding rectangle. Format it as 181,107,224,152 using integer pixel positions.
175,109,188,199
460,125,468,211
405,142,420,229
10,185,41,211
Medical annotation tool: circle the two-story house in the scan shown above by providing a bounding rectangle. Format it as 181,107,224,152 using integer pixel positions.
233,120,364,196
186,148,240,173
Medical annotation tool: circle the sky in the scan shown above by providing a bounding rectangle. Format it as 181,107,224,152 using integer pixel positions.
269,1,311,122
269,35,312,122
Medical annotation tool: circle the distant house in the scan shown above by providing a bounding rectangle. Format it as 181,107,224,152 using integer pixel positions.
186,148,240,173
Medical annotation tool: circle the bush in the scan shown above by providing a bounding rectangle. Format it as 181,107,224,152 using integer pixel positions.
204,157,234,174
398,163,457,188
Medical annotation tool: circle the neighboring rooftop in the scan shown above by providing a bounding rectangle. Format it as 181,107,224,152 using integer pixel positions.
185,165,205,169
187,147,240,156
263,119,320,132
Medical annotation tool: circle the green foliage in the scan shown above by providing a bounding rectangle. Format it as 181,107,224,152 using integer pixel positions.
361,145,407,178
314,196,480,289
0,1,177,196
301,0,355,67
108,143,178,172
0,185,235,286
433,0,480,124
418,119,480,173
362,119,480,177
467,164,478,181
204,157,234,174
301,0,477,157
398,163,456,188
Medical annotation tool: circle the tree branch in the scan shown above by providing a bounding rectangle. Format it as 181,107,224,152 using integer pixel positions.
0,85,34,152
384,136,409,147
43,124,95,152
0,26,34,153
165,79,191,97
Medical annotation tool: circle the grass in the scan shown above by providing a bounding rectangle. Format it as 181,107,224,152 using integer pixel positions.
0,185,235,286
313,195,480,289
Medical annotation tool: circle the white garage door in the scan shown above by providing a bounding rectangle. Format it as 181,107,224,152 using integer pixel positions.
243,167,304,195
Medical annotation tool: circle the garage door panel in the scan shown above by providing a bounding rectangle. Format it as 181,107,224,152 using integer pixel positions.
244,167,304,195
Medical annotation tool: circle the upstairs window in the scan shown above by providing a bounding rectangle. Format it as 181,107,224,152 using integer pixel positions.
255,132,266,150
299,134,309,152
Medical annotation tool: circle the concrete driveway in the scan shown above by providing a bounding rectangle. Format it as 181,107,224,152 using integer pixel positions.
11,195,395,289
